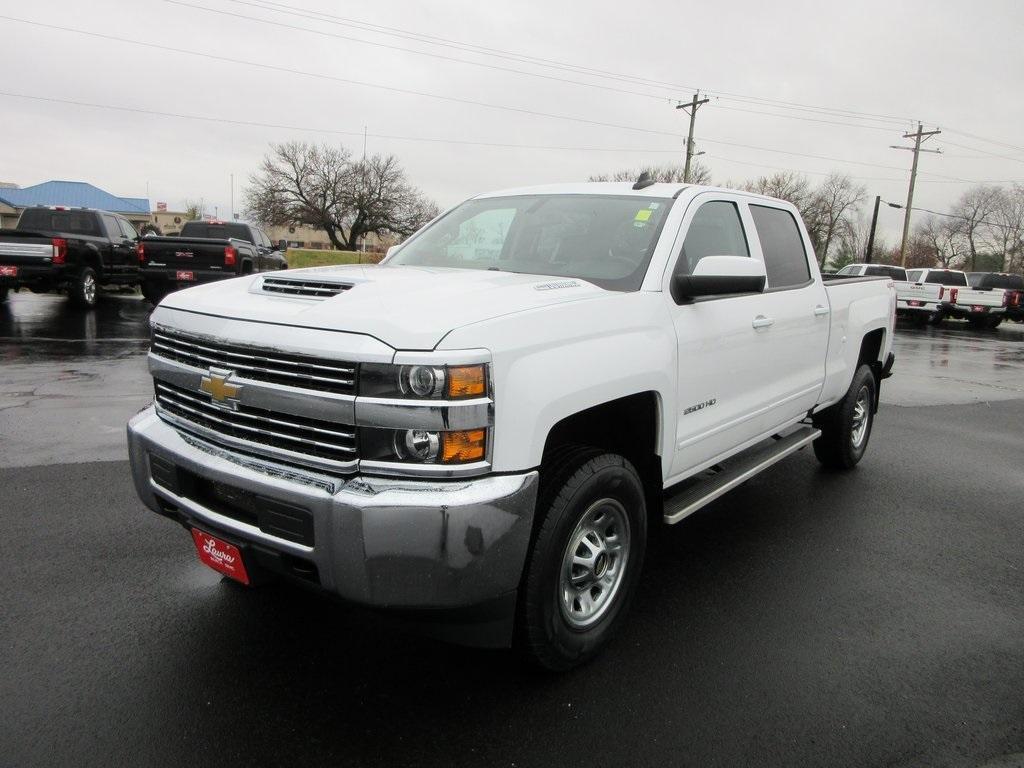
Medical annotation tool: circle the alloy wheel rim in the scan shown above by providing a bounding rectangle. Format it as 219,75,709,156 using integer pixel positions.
558,498,631,630
83,274,96,303
851,386,871,448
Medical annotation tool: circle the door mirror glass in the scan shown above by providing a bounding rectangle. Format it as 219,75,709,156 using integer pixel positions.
277,239,288,252
672,255,766,302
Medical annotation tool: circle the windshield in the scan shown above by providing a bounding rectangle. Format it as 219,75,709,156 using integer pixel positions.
388,194,673,291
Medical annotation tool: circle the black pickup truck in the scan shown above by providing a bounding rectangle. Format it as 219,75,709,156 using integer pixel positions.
0,206,141,308
140,220,287,304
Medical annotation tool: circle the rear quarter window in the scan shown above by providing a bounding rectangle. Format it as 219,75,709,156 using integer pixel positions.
749,204,811,289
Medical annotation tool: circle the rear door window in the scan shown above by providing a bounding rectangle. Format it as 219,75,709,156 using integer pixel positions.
749,204,811,289
836,265,860,276
675,201,749,276
117,218,139,240
907,270,923,282
101,214,122,240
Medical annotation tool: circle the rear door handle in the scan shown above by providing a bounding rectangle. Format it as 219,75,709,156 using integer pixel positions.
752,315,775,329
814,305,830,316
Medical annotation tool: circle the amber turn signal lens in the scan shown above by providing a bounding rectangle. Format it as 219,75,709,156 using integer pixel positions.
447,365,486,398
441,429,486,463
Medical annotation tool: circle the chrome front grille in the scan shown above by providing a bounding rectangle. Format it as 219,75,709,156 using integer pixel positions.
259,275,353,298
151,326,356,395
155,381,357,466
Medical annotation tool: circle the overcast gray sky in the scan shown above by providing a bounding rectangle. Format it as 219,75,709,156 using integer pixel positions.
2,0,1023,243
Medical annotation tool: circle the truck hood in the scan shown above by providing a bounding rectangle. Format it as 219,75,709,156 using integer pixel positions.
159,264,609,350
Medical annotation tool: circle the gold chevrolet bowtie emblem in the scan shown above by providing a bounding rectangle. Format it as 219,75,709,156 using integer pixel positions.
200,369,241,406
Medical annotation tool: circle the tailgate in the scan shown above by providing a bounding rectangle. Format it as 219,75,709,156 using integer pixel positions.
897,283,942,303
954,288,1004,308
143,237,232,270
0,235,56,262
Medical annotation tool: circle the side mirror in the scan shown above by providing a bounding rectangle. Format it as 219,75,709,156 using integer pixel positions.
672,255,766,303
277,239,288,252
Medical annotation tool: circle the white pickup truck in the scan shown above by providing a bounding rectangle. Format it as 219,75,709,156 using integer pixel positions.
897,268,969,324
941,272,1021,329
127,181,896,669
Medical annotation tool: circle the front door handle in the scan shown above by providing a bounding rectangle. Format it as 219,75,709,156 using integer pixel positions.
814,305,830,316
752,315,775,329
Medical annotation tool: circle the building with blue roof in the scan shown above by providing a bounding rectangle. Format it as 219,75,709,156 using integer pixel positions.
0,180,151,229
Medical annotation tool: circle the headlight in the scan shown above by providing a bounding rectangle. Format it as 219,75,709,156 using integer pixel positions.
401,365,445,397
363,428,487,465
360,363,488,399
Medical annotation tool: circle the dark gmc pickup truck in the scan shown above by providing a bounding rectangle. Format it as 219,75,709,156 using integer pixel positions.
140,220,287,304
0,206,141,308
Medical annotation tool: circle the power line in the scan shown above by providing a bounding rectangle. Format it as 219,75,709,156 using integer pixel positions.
0,14,681,139
166,0,683,103
227,0,921,127
882,200,1015,232
0,90,686,153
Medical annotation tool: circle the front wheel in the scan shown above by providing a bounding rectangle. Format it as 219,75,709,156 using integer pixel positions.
813,363,877,470
68,267,98,308
517,448,647,671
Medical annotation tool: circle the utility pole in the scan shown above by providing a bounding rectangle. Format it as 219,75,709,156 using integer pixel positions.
891,122,941,266
676,92,709,183
865,195,881,263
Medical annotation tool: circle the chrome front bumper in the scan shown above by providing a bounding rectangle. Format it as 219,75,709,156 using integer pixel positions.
128,406,538,615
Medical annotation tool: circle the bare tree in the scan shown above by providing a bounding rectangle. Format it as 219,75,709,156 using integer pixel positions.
804,174,866,266
916,215,963,269
182,199,202,221
950,185,1002,271
245,141,438,250
985,185,1024,272
589,161,712,185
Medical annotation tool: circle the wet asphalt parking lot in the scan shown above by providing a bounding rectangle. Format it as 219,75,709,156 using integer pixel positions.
1,290,1022,768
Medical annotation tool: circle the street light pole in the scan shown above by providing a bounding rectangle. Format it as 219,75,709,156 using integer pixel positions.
865,195,881,263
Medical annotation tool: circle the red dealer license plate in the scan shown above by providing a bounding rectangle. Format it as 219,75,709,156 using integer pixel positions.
908,300,922,307
972,306,986,313
0,265,17,277
176,270,195,281
191,529,250,585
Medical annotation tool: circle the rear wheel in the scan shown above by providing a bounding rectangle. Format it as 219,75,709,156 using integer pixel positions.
0,286,8,303
517,447,647,671
68,267,98,308
813,364,876,470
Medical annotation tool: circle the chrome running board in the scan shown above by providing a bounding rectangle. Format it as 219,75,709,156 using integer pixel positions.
663,426,821,525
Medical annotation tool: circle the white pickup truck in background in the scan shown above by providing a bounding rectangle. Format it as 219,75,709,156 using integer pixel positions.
898,268,969,324
128,180,896,669
942,271,1024,329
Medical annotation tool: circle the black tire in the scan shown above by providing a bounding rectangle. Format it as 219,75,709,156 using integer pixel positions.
141,282,168,306
0,286,8,303
926,310,945,325
517,447,647,671
813,363,877,470
984,315,1003,330
68,266,98,308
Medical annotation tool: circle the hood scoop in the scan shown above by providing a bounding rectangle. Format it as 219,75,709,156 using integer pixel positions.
257,274,354,299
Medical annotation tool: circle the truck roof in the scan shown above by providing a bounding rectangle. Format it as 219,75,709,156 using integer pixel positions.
472,182,793,206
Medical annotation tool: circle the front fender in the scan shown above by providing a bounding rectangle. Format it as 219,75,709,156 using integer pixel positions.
439,292,676,475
